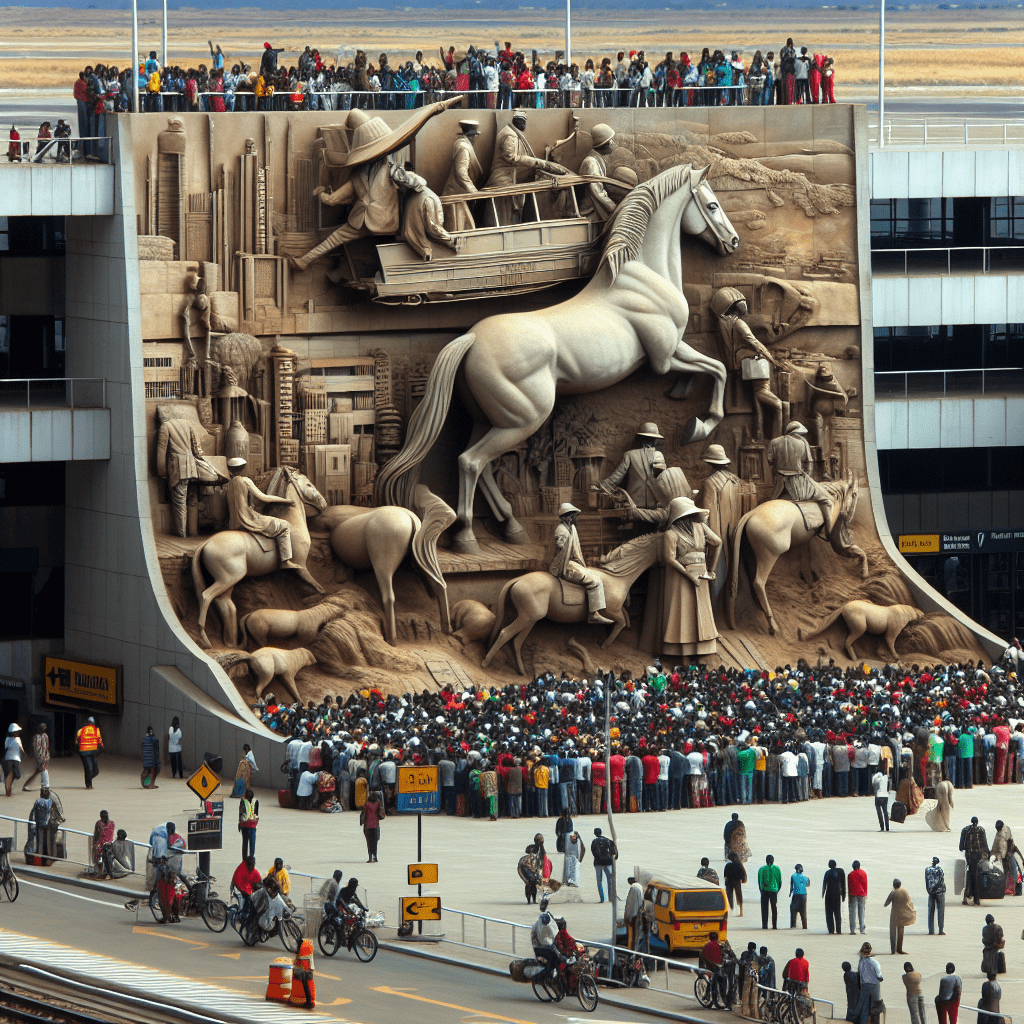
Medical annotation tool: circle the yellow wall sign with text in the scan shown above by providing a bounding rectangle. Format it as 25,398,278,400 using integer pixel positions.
43,655,121,712
898,534,940,554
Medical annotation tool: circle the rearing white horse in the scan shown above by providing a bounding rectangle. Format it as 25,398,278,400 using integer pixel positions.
376,163,739,553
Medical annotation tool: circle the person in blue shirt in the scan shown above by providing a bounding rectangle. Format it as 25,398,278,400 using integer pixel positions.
790,863,810,929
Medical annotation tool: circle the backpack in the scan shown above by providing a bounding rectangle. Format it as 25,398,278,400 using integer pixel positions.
593,836,614,863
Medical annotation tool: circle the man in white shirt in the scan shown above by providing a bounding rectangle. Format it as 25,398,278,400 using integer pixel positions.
871,769,890,832
779,747,799,804
624,876,646,950
810,737,827,797
296,769,319,808
657,751,671,812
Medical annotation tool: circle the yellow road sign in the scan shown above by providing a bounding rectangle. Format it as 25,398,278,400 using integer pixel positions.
401,896,441,922
397,766,438,794
186,762,221,802
407,863,439,885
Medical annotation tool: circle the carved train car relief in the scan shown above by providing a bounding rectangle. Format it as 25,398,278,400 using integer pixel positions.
132,106,986,701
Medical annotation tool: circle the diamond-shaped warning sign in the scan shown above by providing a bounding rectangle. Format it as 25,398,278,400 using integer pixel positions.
187,762,221,802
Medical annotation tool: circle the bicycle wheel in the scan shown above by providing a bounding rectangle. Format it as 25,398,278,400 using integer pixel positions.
280,918,303,954
576,974,599,1012
201,898,228,933
694,974,714,1009
532,975,556,1003
318,920,341,957
353,927,378,963
241,920,260,947
149,888,162,922
2,866,19,903
791,993,815,1024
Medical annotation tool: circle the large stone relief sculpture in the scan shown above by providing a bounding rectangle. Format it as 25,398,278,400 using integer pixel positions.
133,107,987,704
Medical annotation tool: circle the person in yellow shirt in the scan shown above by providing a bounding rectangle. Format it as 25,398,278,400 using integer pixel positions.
534,760,550,817
265,857,294,910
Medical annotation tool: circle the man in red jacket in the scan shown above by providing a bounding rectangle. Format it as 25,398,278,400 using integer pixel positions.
848,859,868,935
641,751,660,811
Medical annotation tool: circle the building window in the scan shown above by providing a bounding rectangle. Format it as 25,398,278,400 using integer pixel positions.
989,198,1024,242
878,447,1024,494
0,217,65,256
870,198,954,247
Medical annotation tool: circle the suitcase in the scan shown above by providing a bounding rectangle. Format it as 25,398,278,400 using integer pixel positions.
954,858,966,896
977,859,1005,900
278,788,296,809
890,800,907,824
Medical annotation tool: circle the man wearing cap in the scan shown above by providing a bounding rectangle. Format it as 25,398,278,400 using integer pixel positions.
441,120,483,232
766,421,833,521
225,458,303,572
259,42,284,82
550,503,612,625
712,286,784,442
3,723,24,797
155,414,227,537
597,423,667,509
481,110,568,226
578,123,619,222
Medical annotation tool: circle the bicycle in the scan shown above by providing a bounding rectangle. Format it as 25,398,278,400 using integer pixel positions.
0,839,18,903
228,890,303,952
759,983,813,1024
695,968,733,1011
147,874,228,932
317,904,378,962
531,951,599,1012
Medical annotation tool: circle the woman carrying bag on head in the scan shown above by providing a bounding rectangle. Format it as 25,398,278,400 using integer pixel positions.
361,790,384,862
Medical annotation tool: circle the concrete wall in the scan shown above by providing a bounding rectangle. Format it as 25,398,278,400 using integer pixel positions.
870,148,1024,200
61,117,282,779
0,163,115,217
875,395,1024,449
0,257,65,317
0,408,110,462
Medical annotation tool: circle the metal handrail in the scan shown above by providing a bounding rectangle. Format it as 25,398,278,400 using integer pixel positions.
0,812,197,876
0,377,107,409
870,245,1024,275
4,136,113,165
868,115,1024,148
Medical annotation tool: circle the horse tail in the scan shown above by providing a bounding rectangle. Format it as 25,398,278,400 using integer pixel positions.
238,611,252,648
727,509,755,630
798,604,847,643
375,332,476,509
410,486,457,589
489,578,517,647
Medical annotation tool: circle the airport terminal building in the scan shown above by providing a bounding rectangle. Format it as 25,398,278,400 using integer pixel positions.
0,106,1016,765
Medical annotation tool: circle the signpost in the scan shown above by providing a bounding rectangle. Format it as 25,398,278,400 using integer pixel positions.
185,762,222,880
398,768,441,936
400,896,442,923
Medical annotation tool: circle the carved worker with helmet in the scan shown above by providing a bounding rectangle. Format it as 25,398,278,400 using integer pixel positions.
597,422,667,509
578,122,619,222
766,422,833,519
712,286,783,441
225,458,302,571
549,502,613,625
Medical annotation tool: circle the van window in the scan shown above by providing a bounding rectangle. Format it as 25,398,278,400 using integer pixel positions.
657,888,670,908
675,890,727,914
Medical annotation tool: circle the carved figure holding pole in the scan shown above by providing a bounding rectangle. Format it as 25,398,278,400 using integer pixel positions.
595,422,667,509
578,123,618,222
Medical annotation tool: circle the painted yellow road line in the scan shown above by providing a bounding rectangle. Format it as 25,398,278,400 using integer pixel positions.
131,925,209,948
370,985,538,1024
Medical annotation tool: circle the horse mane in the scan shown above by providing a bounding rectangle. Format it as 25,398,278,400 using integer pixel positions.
264,466,287,496
600,531,661,578
599,163,694,280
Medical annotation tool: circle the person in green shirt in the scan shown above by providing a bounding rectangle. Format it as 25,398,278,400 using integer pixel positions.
758,854,782,929
957,729,974,789
738,742,757,804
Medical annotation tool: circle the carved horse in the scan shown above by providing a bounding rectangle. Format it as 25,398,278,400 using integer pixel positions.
482,532,662,675
317,486,456,645
192,467,327,648
727,474,869,637
376,163,739,554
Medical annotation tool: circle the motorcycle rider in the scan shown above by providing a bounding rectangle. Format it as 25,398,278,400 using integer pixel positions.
254,875,291,934
531,895,559,973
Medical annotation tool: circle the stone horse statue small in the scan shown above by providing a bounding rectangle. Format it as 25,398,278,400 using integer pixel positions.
727,473,869,636
377,163,739,554
481,532,663,675
192,467,327,648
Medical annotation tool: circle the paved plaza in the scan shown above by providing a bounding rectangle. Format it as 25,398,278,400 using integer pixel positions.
2,752,1020,1020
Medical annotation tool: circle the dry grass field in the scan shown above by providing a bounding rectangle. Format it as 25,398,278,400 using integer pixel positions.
3,6,1023,89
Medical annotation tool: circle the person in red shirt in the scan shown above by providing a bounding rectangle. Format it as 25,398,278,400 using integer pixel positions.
700,931,730,1008
231,854,262,929
554,917,583,961
783,948,810,993
641,752,660,811
848,860,868,935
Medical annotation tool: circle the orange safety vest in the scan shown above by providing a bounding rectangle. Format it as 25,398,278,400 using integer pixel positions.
77,724,101,752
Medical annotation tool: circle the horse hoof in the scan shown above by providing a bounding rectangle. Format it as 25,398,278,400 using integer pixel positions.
198,632,212,649
451,534,483,556
680,417,710,445
505,520,532,546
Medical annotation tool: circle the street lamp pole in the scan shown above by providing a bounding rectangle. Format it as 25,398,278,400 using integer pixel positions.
565,0,572,68
878,0,885,147
162,0,168,70
131,0,140,114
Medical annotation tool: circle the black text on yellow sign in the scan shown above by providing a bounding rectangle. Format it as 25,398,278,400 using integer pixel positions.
401,896,442,922
43,655,121,712
397,766,438,794
407,863,439,885
187,762,222,802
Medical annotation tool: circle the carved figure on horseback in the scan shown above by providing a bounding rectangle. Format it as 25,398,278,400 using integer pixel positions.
376,163,740,554
192,466,327,648
727,472,869,637
482,531,664,675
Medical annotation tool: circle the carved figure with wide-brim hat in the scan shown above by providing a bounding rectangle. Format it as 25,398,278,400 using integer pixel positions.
596,422,667,510
550,502,612,625
697,442,743,604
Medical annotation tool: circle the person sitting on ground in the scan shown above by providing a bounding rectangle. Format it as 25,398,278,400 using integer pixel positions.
109,828,134,878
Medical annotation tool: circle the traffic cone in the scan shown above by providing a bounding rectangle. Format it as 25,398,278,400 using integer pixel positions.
266,958,292,1002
